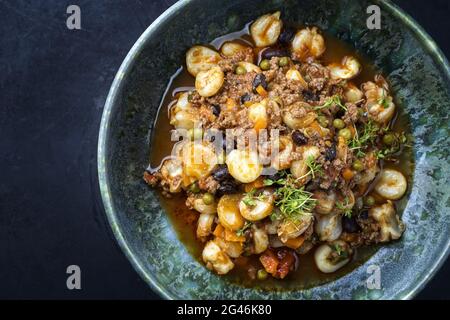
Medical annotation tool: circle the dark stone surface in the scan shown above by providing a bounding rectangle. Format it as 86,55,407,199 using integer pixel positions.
0,0,448,299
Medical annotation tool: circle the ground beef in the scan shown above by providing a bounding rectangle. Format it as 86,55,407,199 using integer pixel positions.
267,66,303,106
198,105,217,127
341,215,381,247
198,175,220,194
342,103,359,124
301,62,330,80
218,48,255,73
185,194,196,210
266,100,283,130
214,107,252,130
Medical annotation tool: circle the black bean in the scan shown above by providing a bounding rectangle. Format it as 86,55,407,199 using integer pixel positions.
252,73,268,93
342,216,361,233
240,93,251,105
292,130,308,146
325,143,337,161
279,27,296,45
261,48,289,60
359,210,369,220
211,104,221,117
212,165,230,182
216,180,239,196
303,90,319,102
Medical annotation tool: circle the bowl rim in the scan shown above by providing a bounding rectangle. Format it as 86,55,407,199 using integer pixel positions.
98,0,450,300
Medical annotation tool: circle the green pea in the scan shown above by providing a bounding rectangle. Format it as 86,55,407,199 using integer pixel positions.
189,183,200,194
333,119,345,129
278,57,289,67
257,269,268,280
383,133,395,145
202,193,214,205
338,128,352,140
235,65,247,75
365,195,375,207
260,59,270,70
352,159,364,172
318,115,329,128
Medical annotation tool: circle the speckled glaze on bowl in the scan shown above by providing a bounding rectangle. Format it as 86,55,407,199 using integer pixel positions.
98,0,450,299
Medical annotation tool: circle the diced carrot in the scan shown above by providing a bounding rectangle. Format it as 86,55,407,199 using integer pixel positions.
256,85,268,97
244,177,266,193
284,236,305,250
213,224,224,238
342,168,355,180
259,250,279,275
224,227,246,242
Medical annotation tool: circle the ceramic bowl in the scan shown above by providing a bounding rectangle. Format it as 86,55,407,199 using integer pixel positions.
98,0,450,299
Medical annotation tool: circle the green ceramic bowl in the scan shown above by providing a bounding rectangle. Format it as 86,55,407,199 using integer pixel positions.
98,0,450,299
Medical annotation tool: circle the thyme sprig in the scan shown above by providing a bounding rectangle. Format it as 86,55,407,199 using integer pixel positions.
335,197,353,218
332,244,349,262
349,119,379,158
376,132,410,160
236,221,252,237
305,156,323,179
314,95,348,112
242,189,267,207
378,89,392,109
264,174,317,221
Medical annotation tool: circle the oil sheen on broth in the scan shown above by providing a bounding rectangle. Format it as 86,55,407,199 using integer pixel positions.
148,25,414,290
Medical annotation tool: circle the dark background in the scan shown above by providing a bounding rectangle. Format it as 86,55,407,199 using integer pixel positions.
0,0,448,299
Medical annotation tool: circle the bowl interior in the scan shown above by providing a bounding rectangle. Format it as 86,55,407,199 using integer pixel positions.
98,0,450,299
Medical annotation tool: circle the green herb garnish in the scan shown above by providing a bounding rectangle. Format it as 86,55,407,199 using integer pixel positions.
334,244,343,256
236,221,252,237
349,119,379,158
306,156,323,179
378,89,391,109
270,175,317,221
376,132,410,160
332,244,349,259
314,95,348,112
336,197,353,218
242,189,267,207
294,155,324,181
270,211,281,222
263,171,288,186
